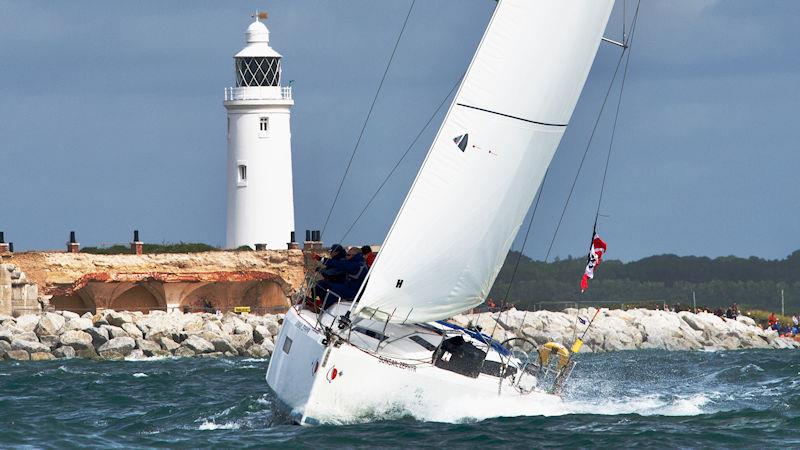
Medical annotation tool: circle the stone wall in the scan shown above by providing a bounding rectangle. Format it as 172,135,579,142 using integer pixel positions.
0,263,40,316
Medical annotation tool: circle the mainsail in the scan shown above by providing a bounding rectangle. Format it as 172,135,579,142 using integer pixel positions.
354,0,615,323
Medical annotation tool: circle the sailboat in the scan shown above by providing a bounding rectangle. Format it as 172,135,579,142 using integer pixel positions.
267,0,616,425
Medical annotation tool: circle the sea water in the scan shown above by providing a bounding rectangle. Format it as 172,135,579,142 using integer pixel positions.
1,350,798,448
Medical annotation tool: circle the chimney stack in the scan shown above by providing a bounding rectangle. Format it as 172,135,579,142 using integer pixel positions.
67,231,80,253
0,232,8,253
287,231,299,250
313,230,323,250
255,243,267,251
130,229,143,255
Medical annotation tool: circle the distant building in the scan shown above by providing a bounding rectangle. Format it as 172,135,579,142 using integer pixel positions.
224,14,295,249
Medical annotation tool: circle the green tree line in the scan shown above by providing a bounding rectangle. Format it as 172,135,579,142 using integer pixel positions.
489,250,800,312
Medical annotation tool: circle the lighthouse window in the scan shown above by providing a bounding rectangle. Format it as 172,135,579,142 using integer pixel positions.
235,57,281,87
259,117,269,138
238,165,247,183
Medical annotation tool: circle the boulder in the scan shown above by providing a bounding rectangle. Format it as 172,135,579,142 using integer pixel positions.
31,352,55,361
0,329,13,343
737,315,757,327
14,330,39,343
53,346,76,359
101,324,130,339
246,344,269,358
203,321,223,335
234,320,253,336
0,340,11,356
74,346,98,359
127,349,146,360
11,339,50,354
60,310,81,320
86,327,109,347
98,337,136,358
136,339,163,357
99,350,126,361
64,317,94,331
230,334,254,353
263,318,281,336
181,335,214,354
159,337,180,352
81,312,94,320
174,347,196,358
60,330,94,350
253,325,270,344
211,338,237,355
198,331,224,344
38,335,61,349
15,314,40,332
105,310,133,327
5,349,30,360
261,339,275,355
121,323,144,339
35,312,66,336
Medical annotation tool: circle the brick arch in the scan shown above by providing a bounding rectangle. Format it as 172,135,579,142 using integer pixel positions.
180,280,289,314
110,284,164,313
50,293,96,315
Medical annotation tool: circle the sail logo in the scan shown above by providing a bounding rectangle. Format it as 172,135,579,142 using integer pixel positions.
453,134,469,152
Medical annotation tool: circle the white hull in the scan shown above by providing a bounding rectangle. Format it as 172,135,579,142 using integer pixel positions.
266,305,562,425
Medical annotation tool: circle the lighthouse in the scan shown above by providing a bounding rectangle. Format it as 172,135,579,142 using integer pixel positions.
225,13,295,250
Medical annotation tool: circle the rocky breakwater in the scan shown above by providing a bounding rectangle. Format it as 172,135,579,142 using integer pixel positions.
452,308,800,352
0,310,281,361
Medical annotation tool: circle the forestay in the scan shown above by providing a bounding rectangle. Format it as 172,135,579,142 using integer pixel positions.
354,0,615,323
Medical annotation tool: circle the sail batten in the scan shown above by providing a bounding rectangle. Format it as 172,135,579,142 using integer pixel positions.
354,0,615,323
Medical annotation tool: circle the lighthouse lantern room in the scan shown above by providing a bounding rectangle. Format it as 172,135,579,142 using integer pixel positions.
225,12,295,250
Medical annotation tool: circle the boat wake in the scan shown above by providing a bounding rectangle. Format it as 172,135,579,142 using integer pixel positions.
305,389,713,425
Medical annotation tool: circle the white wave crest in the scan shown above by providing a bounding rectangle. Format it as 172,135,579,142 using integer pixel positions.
198,420,241,430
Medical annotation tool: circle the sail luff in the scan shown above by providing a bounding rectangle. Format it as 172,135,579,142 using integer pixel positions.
355,0,616,323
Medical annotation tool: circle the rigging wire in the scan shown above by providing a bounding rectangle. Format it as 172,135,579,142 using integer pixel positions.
542,1,641,263
339,73,464,243
594,3,641,223
320,0,416,237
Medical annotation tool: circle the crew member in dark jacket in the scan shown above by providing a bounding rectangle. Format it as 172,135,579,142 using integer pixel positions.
313,246,368,309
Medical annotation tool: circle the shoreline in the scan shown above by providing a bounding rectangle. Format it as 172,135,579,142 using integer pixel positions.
1,307,798,362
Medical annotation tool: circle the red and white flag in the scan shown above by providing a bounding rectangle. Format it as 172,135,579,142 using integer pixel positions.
581,233,607,292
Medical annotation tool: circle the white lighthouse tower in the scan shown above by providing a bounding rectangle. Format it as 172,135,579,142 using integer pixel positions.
225,13,295,249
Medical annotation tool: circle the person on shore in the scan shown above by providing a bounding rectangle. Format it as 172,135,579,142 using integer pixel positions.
793,314,799,327
361,245,376,268
312,246,368,309
768,312,777,328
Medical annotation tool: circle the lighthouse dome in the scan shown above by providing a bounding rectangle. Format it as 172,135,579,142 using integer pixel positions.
235,20,282,58
246,20,269,44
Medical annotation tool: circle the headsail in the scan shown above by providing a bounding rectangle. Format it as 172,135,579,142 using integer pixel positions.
354,0,615,323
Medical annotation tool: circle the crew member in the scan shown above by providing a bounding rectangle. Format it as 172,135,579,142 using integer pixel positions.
361,245,376,267
312,246,368,309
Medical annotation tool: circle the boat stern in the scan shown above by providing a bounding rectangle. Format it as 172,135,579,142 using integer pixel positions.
265,307,328,422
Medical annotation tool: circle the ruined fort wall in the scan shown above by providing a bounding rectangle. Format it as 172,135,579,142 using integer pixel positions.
1,250,308,316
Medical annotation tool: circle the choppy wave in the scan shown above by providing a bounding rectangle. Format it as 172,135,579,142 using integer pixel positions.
0,350,797,448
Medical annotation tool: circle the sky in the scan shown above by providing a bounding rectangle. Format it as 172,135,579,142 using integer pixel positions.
1,1,798,261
